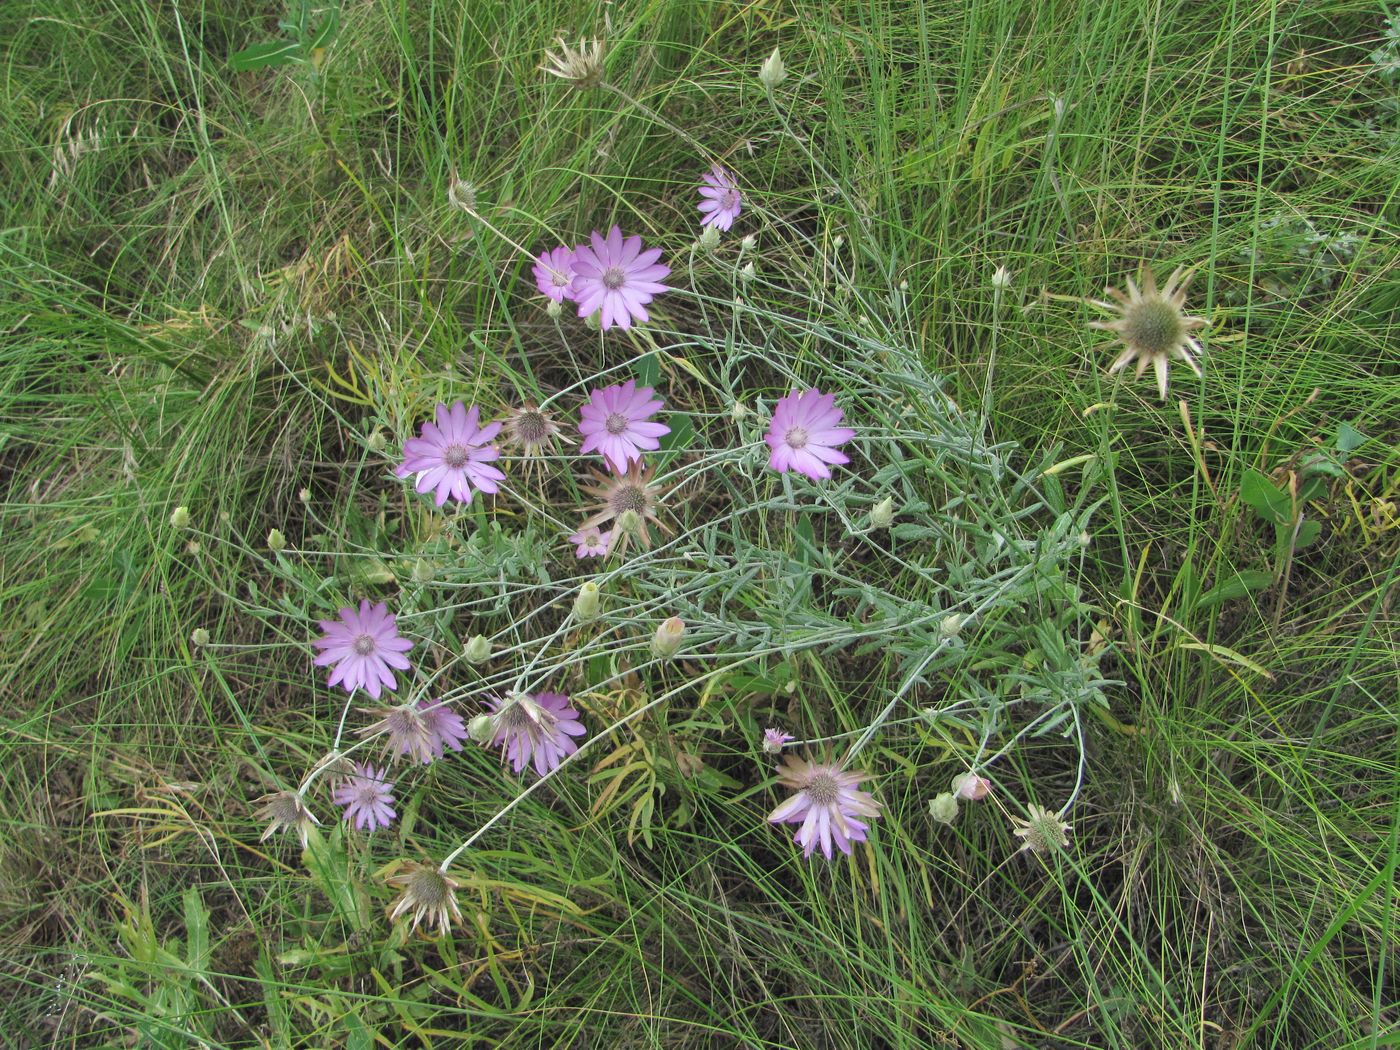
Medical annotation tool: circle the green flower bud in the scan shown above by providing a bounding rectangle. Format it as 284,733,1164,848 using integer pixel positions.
464,634,491,664
190,628,210,647
267,528,287,553
169,506,191,529
467,714,494,744
546,299,563,319
652,616,685,659
697,225,721,253
928,792,959,825
758,47,786,90
573,581,601,621
869,496,895,530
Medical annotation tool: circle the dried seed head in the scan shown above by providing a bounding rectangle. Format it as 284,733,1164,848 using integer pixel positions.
1012,803,1072,855
386,861,463,936
541,36,606,89
255,790,320,848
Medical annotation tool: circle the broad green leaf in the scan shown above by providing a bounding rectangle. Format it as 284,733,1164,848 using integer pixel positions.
1293,519,1322,549
1240,468,1291,526
635,351,659,388
308,9,341,50
230,39,303,71
1194,569,1273,610
1335,421,1368,454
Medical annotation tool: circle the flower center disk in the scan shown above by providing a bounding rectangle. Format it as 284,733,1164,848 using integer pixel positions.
1122,299,1184,355
352,634,377,656
784,425,809,450
604,411,630,435
805,773,839,806
610,484,648,514
442,443,470,468
601,267,627,290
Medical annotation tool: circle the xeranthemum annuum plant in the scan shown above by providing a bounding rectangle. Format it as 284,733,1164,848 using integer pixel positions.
206,52,1112,941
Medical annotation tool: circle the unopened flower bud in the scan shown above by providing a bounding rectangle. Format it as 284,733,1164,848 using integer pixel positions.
833,234,845,249
928,792,960,825
169,506,191,529
758,47,786,90
869,496,895,530
991,265,1013,291
940,614,965,638
697,225,721,252
366,428,387,453
464,634,491,664
740,234,757,252
652,616,685,659
730,400,749,421
614,509,643,538
584,312,601,331
546,299,563,319
761,728,793,755
298,488,312,504
267,528,286,553
190,628,210,647
411,558,434,584
467,714,494,744
952,772,992,801
573,581,601,621
739,261,755,282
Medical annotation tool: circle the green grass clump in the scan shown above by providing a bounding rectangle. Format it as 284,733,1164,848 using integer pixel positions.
2,1,1396,1047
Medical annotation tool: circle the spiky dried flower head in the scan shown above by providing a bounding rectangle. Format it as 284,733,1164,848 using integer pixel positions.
359,703,435,764
386,861,463,937
501,403,570,456
541,36,606,89
1011,803,1072,855
579,460,672,555
255,790,320,848
1088,265,1207,400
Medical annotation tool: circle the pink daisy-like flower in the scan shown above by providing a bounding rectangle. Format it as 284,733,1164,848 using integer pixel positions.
313,600,414,700
484,691,587,777
578,380,671,473
532,246,578,303
396,401,505,507
569,226,671,331
332,763,397,831
767,754,881,860
764,388,856,481
697,165,742,232
568,525,612,558
418,698,468,760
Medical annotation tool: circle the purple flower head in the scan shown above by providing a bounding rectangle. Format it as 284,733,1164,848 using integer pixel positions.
578,379,670,473
698,165,742,232
764,388,855,481
532,246,578,303
568,525,612,558
484,691,587,777
762,728,794,755
396,401,506,507
569,226,671,331
313,600,414,700
332,763,397,831
418,698,468,760
768,755,881,860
